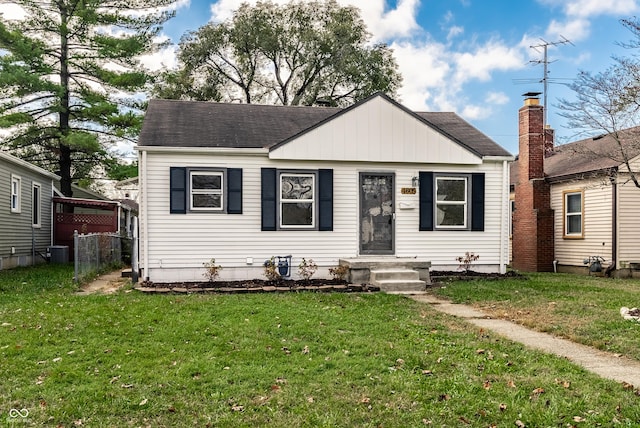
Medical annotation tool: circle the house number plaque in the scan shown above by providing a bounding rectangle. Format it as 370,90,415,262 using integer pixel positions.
400,187,417,195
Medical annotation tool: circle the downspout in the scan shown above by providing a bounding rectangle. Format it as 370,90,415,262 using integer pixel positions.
612,174,618,271
499,160,508,274
142,149,149,281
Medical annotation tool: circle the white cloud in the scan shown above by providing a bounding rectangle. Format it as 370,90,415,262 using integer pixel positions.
563,0,639,18
0,4,26,20
486,92,509,105
209,0,420,40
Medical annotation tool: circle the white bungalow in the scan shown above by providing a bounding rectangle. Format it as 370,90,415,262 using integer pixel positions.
136,93,513,287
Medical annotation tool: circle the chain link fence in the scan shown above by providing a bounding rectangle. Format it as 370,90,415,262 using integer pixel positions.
74,231,122,282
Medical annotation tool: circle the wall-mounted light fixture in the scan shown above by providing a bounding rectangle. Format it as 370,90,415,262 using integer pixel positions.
411,176,419,187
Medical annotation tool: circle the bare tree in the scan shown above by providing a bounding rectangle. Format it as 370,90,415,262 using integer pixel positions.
558,18,640,188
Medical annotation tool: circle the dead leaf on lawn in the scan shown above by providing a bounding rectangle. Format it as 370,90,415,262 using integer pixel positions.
555,378,571,388
360,397,371,404
139,398,148,406
483,380,491,390
621,381,634,390
307,396,314,403
499,403,507,411
476,349,485,354
275,378,287,384
121,384,134,389
515,420,526,427
282,347,291,355
302,345,309,355
438,394,450,401
270,385,281,392
231,405,244,412
422,369,433,376
507,380,516,388
573,416,586,422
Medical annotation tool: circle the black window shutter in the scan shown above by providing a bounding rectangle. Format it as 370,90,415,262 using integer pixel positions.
170,167,186,214
318,169,333,231
419,172,434,231
471,173,485,231
261,168,277,231
227,168,243,214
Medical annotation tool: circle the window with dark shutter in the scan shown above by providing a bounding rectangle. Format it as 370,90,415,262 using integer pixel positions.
261,168,277,230
419,172,434,231
170,167,187,214
227,168,243,214
318,169,333,231
471,173,485,231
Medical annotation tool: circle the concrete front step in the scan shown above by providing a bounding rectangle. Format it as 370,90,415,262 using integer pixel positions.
374,279,427,293
370,269,426,292
370,269,420,282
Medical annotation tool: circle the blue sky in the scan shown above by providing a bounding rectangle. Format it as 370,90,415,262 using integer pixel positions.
151,0,640,156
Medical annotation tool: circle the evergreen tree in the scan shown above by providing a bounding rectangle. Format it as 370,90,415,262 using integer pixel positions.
0,0,176,196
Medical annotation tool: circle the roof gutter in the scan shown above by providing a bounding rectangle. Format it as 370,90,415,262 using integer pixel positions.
135,146,269,156
483,155,515,162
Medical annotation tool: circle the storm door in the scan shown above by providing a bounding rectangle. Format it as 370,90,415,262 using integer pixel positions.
359,173,394,254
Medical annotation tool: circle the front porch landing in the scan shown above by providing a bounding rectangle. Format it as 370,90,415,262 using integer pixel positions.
339,258,431,291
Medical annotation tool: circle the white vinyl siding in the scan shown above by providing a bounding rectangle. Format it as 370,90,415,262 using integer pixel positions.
139,151,509,282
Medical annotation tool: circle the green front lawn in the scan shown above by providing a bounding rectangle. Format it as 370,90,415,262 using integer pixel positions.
1,265,639,427
432,272,640,361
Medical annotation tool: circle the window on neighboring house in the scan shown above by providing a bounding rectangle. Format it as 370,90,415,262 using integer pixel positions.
279,172,315,228
510,199,515,237
11,175,21,213
32,183,41,227
435,176,468,228
564,191,583,237
190,171,224,211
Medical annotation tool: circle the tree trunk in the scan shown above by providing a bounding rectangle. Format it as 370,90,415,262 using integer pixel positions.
59,4,73,198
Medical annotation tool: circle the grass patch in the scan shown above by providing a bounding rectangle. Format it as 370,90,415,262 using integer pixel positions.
1,266,639,426
432,272,640,360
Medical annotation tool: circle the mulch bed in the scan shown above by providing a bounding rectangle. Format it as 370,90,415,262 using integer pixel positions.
135,271,523,294
135,278,380,294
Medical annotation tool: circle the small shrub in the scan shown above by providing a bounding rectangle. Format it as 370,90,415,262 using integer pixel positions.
328,264,349,281
263,257,281,283
298,258,318,282
203,258,223,282
456,252,480,272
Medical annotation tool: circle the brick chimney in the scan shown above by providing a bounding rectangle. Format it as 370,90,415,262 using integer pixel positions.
512,95,555,272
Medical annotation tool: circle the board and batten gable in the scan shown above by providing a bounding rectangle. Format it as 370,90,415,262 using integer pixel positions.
137,94,513,282
0,151,58,269
269,95,482,165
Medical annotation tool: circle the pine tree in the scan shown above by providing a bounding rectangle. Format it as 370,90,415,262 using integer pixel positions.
0,0,176,196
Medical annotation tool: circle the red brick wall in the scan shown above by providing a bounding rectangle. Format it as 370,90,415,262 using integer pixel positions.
512,100,555,272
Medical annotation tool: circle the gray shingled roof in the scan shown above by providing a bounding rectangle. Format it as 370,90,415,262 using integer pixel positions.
545,128,640,180
510,127,640,185
139,94,512,158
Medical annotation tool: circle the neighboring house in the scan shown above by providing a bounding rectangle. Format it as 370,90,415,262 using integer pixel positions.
511,95,640,276
137,93,513,283
0,151,59,269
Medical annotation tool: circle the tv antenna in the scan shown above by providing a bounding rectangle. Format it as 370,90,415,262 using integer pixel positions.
529,36,574,126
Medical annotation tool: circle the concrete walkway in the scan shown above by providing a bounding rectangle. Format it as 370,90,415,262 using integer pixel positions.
411,294,640,388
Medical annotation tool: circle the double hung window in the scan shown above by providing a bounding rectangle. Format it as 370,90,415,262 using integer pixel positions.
435,176,468,228
190,171,223,211
279,173,315,228
11,175,21,213
564,191,583,237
